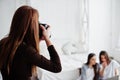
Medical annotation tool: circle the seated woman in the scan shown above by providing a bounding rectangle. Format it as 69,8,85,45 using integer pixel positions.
77,53,100,80
99,51,120,80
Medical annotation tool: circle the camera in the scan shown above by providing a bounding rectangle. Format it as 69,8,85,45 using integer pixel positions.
39,22,50,38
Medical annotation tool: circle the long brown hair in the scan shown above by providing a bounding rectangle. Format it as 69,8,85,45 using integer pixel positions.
99,51,111,64
0,5,40,74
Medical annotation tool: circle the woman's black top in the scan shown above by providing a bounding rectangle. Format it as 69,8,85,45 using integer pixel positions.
0,42,62,80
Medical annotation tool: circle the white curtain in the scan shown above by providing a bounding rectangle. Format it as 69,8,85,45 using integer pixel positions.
111,0,120,51
116,32,120,50
78,0,89,52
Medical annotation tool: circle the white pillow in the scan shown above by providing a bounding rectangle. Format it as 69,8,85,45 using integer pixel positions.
62,41,86,55
62,41,78,55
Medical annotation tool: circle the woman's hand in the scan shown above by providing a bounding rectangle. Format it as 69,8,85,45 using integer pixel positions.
40,25,51,40
99,62,107,77
102,62,107,68
40,25,52,46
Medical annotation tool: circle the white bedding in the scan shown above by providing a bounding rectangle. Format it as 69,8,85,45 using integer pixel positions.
59,54,87,71
38,39,100,80
37,68,79,80
37,54,88,80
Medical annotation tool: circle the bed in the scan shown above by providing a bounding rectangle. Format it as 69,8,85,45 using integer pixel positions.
37,39,90,80
38,38,120,80
37,53,120,80
37,54,88,80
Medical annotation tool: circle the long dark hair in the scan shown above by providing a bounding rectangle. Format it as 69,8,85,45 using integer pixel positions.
99,50,111,64
86,53,99,80
86,53,96,65
0,5,40,75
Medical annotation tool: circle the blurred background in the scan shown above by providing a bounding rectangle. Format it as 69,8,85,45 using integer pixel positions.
0,0,120,80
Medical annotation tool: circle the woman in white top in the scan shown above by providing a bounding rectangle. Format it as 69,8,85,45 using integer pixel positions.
77,53,100,80
99,51,120,80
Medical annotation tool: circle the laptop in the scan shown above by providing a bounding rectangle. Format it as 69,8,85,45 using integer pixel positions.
106,76,119,80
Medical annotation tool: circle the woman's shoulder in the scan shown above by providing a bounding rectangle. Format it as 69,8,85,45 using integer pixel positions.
110,59,120,67
82,64,88,69
111,59,118,64
0,37,8,44
0,37,8,49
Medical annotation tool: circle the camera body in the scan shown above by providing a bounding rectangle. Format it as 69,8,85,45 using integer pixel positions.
39,23,49,38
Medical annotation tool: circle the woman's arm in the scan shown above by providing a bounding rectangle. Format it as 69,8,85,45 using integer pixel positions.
24,25,61,72
112,60,120,76
81,65,87,80
24,44,62,73
115,68,119,76
99,67,105,77
99,62,107,77
40,25,52,47
23,24,61,72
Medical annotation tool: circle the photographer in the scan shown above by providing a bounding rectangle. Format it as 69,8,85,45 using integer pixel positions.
0,5,61,80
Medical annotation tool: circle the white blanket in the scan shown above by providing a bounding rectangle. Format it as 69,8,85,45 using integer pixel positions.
37,54,88,80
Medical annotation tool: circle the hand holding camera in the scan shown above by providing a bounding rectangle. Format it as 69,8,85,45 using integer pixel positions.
39,23,51,40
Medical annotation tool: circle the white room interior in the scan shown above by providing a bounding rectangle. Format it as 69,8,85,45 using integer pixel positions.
0,0,120,80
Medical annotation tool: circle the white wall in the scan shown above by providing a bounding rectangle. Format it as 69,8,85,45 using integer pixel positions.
0,0,30,39
30,0,120,54
111,0,120,50
0,0,16,39
110,0,120,60
0,0,120,55
88,0,112,54
30,0,81,41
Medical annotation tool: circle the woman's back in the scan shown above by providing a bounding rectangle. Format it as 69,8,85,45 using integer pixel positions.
1,42,36,80
1,41,61,80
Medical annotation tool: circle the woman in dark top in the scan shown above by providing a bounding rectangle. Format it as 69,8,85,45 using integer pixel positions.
0,5,62,80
